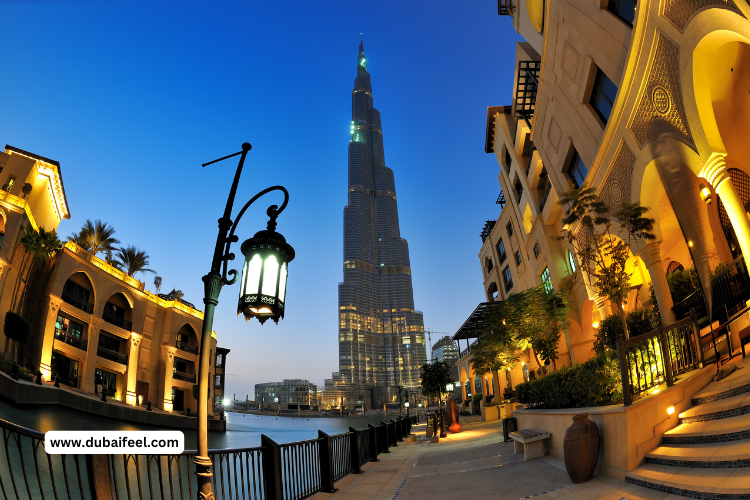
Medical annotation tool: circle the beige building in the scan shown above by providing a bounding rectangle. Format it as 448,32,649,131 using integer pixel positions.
0,145,225,415
457,0,750,409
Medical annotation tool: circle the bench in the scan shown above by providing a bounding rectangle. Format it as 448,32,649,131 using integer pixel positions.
509,429,550,460
740,325,750,358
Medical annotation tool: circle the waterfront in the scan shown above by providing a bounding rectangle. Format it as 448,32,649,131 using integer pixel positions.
0,400,400,449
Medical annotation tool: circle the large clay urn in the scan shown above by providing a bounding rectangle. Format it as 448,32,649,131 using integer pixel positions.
563,413,600,483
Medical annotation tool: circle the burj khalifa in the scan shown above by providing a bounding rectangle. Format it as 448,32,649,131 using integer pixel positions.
324,40,426,409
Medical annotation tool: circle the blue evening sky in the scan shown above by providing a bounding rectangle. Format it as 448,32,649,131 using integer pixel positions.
0,1,520,398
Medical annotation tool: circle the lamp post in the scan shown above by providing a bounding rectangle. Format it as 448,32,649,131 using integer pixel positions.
194,143,295,500
405,401,410,418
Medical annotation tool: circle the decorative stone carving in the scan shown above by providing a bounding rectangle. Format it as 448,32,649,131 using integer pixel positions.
638,242,663,269
597,142,635,215
130,333,142,351
699,153,730,189
49,296,63,315
628,31,695,150
662,0,744,32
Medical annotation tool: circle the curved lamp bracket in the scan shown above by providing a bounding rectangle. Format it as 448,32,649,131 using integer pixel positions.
220,186,290,286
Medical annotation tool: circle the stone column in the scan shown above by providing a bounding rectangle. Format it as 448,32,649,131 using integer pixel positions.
125,333,142,406
480,374,488,408
81,318,103,393
38,296,62,381
702,153,750,273
638,242,675,324
460,367,467,406
161,346,177,412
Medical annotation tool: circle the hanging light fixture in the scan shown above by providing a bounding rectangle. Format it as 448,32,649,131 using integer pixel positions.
237,221,295,324
699,183,712,204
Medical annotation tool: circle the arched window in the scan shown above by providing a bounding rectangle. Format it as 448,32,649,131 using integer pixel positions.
718,168,750,258
568,250,577,274
666,261,684,274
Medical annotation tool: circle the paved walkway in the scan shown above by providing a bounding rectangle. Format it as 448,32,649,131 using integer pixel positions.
310,417,693,500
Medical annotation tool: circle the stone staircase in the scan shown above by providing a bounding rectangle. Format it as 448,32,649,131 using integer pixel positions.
625,356,750,499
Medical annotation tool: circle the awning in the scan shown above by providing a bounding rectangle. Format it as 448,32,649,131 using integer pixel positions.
452,302,501,341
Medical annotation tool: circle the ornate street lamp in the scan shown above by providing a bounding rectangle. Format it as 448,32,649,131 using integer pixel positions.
405,401,410,417
194,143,294,500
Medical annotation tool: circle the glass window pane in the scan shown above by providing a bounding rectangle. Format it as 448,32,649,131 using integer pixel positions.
262,255,279,296
278,263,287,302
245,254,262,294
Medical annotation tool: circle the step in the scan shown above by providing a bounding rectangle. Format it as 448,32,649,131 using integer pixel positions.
679,391,750,423
626,463,750,499
663,412,750,444
691,362,750,405
645,437,750,467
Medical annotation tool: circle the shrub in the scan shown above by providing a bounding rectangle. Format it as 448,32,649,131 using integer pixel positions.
4,312,29,345
515,352,623,409
627,308,654,337
594,314,624,354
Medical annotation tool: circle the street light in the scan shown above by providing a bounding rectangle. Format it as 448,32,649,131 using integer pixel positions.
194,143,295,500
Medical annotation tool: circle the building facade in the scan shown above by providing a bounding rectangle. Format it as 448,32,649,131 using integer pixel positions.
0,145,227,416
431,335,460,382
255,379,317,410
455,0,750,413
214,347,230,411
323,40,427,409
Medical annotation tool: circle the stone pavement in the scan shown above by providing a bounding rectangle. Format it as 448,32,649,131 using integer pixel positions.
309,417,694,500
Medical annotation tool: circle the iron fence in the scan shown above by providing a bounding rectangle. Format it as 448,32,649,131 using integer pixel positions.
617,313,702,406
0,414,417,500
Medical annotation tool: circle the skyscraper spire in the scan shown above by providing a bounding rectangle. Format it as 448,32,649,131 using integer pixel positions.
358,36,366,70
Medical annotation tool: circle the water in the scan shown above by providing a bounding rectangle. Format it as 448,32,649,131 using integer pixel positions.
0,400,395,449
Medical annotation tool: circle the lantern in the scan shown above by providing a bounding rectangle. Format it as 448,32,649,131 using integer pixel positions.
238,228,295,324
446,383,454,392
404,402,409,408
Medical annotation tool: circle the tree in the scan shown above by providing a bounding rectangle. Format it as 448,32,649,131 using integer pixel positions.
557,187,655,339
4,311,30,362
69,219,119,256
19,226,63,267
114,246,155,277
154,276,162,294
21,183,32,199
419,361,453,400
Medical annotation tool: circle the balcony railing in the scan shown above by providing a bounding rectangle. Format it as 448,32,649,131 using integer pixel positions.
498,0,514,15
173,370,196,383
459,341,477,360
176,341,198,355
102,311,133,331
97,346,127,365
496,190,506,210
671,255,750,321
515,60,541,128
480,220,496,243
61,290,93,314
54,329,86,351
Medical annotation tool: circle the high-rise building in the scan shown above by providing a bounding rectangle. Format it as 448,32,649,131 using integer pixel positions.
323,40,426,409
432,336,459,382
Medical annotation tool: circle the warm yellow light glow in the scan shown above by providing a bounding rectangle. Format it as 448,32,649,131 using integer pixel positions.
651,388,661,395
688,241,694,247
502,319,506,325
250,307,273,314
521,362,525,365
507,367,511,371
667,406,675,415
592,321,600,328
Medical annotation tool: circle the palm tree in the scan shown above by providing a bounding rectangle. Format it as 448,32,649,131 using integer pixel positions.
114,246,155,277
69,219,119,256
19,226,63,267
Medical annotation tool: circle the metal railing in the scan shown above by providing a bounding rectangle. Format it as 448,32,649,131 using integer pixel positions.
672,254,750,321
96,346,126,365
459,341,477,359
61,290,94,313
54,328,86,351
617,313,702,406
173,370,196,383
176,341,198,355
102,311,133,331
515,60,541,128
0,414,416,500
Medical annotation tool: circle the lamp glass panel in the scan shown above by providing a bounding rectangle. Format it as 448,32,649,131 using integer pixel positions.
262,255,279,296
245,255,262,294
278,263,287,302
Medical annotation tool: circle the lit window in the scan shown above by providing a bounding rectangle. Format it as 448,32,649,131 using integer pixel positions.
568,250,577,274
515,251,522,267
497,239,507,264
567,150,588,189
502,266,513,292
3,177,15,192
607,0,637,27
589,67,618,124
541,266,553,293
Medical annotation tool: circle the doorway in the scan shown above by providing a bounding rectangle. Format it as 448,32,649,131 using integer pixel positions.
51,352,79,388
172,388,185,411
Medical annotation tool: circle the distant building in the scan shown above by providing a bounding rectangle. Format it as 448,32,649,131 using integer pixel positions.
255,379,317,410
432,336,459,382
214,347,230,412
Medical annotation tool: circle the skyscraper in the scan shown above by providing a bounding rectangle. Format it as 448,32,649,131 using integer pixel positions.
323,40,426,409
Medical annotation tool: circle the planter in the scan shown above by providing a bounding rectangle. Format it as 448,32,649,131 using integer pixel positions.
563,413,600,484
481,405,499,421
